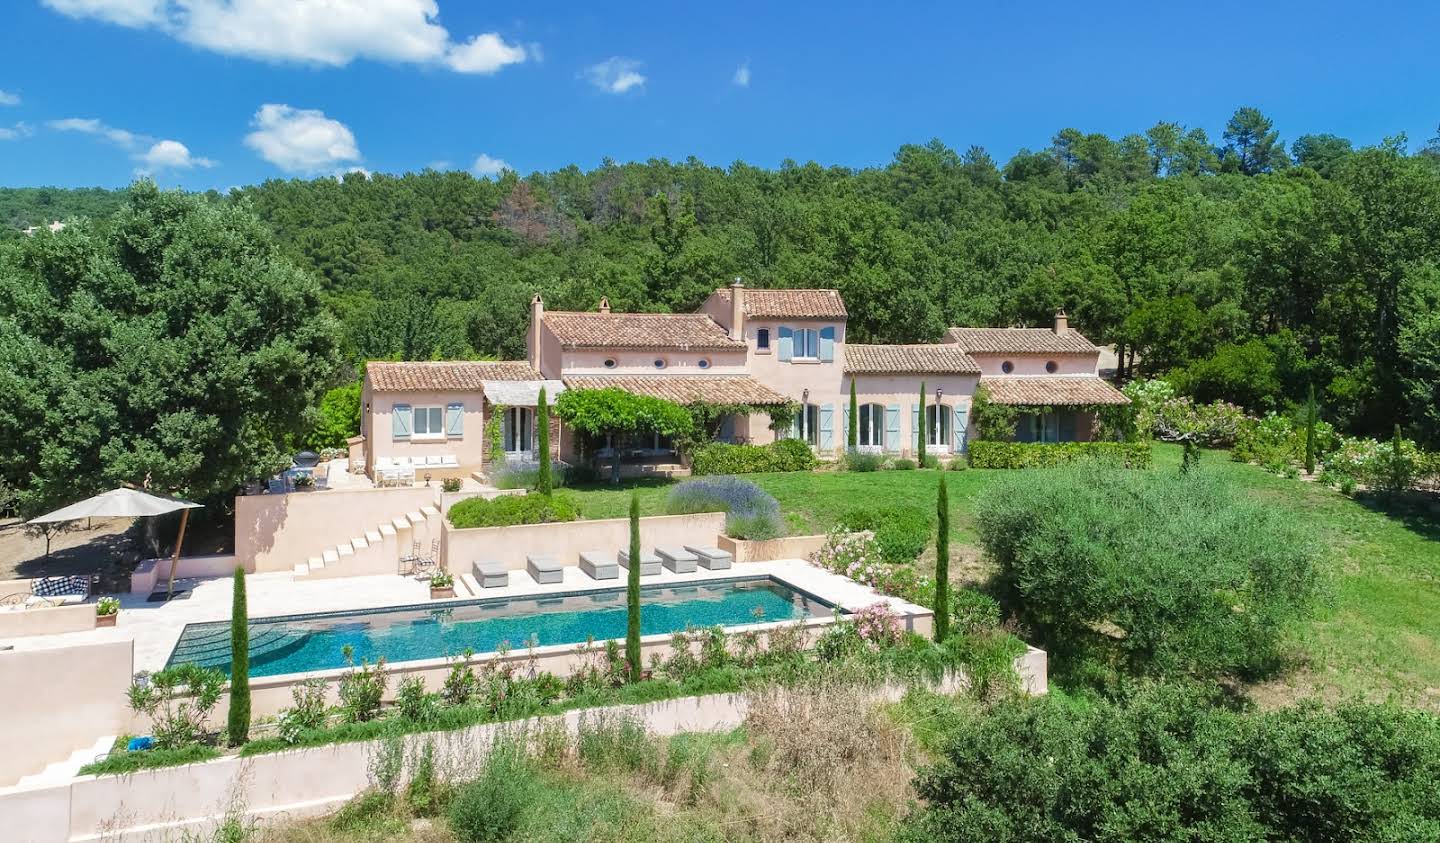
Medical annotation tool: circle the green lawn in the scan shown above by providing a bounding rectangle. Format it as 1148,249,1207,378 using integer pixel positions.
566,445,1440,708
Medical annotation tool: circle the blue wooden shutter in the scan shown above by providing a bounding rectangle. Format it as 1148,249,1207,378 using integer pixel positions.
819,326,836,362
777,326,793,362
911,404,921,450
841,403,850,450
392,405,412,440
819,404,834,450
445,403,464,437
954,405,968,452
885,404,900,452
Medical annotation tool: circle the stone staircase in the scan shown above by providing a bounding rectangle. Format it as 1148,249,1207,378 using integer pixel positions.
293,504,443,580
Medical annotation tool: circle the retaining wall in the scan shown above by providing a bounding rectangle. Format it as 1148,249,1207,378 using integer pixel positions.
0,645,1046,842
717,533,829,563
235,486,439,574
441,512,727,573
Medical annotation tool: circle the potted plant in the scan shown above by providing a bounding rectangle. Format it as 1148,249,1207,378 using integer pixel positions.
292,473,315,491
95,596,120,627
429,572,455,599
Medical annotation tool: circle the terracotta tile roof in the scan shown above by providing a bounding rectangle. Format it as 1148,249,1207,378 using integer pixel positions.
367,361,541,392
981,376,1129,406
543,311,744,350
947,326,1098,354
845,344,980,375
562,375,790,405
711,288,848,319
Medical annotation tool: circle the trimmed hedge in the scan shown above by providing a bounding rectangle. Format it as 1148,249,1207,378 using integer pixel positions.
968,440,1152,469
448,492,579,529
691,438,818,475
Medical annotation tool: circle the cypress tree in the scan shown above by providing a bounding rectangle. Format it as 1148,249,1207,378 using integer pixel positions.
934,472,950,642
918,380,927,466
1304,383,1317,475
536,387,552,495
848,379,859,450
226,565,250,746
626,492,642,682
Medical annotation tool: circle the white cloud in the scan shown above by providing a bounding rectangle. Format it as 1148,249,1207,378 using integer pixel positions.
47,117,144,147
733,62,750,88
139,139,215,171
0,90,20,106
245,104,360,173
42,0,531,74
0,122,34,141
42,0,165,27
583,57,646,94
471,153,509,177
446,32,527,74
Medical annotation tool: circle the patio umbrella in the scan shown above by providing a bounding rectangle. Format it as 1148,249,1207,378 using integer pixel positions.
28,488,203,598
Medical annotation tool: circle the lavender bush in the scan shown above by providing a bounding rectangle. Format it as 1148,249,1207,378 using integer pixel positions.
665,476,783,540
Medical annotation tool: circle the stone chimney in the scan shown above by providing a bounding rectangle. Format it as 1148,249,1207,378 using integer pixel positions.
598,296,610,314
530,293,545,373
1054,309,1069,335
729,277,745,341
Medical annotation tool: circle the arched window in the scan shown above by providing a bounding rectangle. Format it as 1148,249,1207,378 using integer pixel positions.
926,404,952,449
858,403,885,449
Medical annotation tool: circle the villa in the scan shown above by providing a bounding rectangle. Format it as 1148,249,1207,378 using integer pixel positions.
359,281,1126,479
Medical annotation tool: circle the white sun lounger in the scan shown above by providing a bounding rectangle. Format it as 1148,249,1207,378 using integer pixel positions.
655,546,698,573
579,551,619,580
526,555,562,584
473,560,508,589
683,545,733,570
618,548,661,576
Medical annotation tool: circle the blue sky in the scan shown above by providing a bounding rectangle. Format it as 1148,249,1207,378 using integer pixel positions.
1,0,1438,190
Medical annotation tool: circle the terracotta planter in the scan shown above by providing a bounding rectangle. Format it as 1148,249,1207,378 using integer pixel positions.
95,613,118,628
430,586,455,599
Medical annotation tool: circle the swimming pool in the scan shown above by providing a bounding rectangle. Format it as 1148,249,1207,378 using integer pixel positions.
166,576,836,678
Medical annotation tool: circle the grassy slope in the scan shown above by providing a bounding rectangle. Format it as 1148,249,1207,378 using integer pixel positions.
567,445,1440,707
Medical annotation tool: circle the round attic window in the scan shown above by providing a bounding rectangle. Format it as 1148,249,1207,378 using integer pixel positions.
653,358,667,369
1001,360,1015,374
603,358,617,369
1045,360,1058,373
697,358,711,369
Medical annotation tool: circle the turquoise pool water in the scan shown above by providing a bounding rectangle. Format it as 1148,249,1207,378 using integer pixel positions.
166,576,834,678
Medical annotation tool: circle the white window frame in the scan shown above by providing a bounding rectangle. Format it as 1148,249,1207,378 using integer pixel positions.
503,406,534,455
926,404,953,450
858,403,885,451
411,406,446,441
793,328,819,360
793,403,820,446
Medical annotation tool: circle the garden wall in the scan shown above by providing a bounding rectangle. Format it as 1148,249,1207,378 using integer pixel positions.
717,533,829,563
0,639,135,787
0,645,1047,842
441,512,726,572
129,554,239,594
235,486,439,574
0,602,96,639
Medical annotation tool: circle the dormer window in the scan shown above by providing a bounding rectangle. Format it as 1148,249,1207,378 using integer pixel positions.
757,328,770,350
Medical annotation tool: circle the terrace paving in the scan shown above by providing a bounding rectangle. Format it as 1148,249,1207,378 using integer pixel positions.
2,559,927,673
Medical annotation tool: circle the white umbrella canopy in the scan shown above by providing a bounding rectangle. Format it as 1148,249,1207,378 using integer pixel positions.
28,488,204,598
27,488,202,523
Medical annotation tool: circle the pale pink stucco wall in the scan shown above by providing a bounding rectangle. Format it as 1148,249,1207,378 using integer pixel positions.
441,512,727,572
0,639,135,786
967,351,1100,376
846,372,981,456
557,347,748,376
366,388,488,473
235,486,440,574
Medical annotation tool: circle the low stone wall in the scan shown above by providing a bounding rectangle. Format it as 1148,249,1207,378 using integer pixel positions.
441,512,727,572
236,485,439,574
1,646,1047,842
717,533,829,563
129,554,239,595
0,602,96,639
0,639,135,787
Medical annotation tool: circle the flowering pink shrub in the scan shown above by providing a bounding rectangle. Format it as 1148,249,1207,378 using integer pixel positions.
852,602,903,648
810,528,936,606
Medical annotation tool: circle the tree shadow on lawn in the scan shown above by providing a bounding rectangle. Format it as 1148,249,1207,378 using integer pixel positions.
1351,489,1440,543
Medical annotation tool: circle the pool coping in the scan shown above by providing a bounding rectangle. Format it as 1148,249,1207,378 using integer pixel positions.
163,572,915,684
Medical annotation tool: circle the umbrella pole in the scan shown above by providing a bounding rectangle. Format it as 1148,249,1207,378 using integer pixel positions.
166,509,190,600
